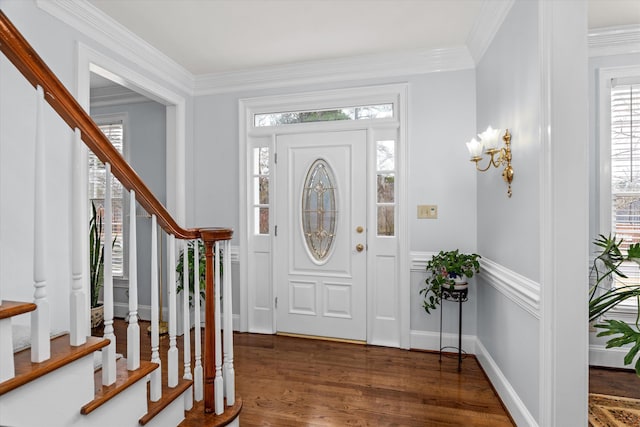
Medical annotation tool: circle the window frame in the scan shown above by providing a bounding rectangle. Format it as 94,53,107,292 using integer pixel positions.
90,112,130,280
597,65,640,315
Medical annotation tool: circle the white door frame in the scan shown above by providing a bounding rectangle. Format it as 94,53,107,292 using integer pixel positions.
76,42,187,329
239,84,410,348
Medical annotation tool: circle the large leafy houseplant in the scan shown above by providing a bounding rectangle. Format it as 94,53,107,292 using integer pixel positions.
590,234,640,375
420,250,481,314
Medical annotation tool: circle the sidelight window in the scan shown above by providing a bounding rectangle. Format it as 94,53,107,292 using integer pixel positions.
253,147,270,235
376,140,395,236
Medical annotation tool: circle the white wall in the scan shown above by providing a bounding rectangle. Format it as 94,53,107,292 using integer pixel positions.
475,1,590,425
475,1,541,421
192,70,477,338
0,0,80,331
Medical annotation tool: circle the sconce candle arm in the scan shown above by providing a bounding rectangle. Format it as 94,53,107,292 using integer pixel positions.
468,129,513,197
472,148,507,172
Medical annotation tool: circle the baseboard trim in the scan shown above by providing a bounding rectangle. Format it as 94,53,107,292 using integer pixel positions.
475,339,538,427
113,303,240,331
409,329,476,354
589,343,630,369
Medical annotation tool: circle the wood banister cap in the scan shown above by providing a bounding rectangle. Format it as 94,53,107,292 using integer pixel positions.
198,228,233,242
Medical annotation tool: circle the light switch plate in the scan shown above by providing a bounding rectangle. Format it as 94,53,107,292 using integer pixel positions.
418,205,438,219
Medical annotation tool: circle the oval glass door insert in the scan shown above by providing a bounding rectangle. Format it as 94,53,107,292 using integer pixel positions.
302,159,337,262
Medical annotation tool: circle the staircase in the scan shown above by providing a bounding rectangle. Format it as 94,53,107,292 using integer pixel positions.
0,10,241,427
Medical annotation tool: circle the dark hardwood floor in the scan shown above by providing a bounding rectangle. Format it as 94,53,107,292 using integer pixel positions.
100,319,515,426
590,366,640,399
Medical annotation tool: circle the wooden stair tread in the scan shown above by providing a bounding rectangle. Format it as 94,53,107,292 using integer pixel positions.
0,300,37,320
139,378,193,425
0,334,108,396
178,397,243,427
81,358,158,415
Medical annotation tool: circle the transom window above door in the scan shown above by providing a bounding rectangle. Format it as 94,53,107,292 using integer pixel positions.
254,103,393,127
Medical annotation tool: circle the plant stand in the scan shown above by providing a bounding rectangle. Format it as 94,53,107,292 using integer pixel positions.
439,287,468,372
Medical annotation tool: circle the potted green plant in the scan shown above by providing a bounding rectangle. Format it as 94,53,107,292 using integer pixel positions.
176,240,206,305
590,234,640,375
89,201,105,328
176,241,223,307
420,249,481,314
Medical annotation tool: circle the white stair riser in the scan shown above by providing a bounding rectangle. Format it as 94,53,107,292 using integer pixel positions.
0,356,94,427
143,386,191,427
78,380,148,427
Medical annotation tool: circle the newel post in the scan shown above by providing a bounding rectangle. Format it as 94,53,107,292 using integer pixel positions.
200,228,233,414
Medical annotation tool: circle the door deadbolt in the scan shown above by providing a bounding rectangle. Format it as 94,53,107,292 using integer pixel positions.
356,226,364,233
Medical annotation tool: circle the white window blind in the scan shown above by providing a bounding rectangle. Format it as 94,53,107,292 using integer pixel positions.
611,81,640,286
89,122,124,277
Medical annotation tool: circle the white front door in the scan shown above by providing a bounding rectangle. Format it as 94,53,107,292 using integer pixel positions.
275,130,367,341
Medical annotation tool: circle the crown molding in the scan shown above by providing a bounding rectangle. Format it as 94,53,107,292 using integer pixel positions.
194,46,474,96
588,25,640,57
466,0,515,64
36,0,194,95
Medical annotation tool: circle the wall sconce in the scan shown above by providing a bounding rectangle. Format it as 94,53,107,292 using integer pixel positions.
466,126,514,197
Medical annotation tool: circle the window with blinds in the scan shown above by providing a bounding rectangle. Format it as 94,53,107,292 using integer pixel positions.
611,81,640,287
89,122,125,277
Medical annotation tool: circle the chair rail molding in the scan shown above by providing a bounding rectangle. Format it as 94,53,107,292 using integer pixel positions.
410,252,540,319
480,258,541,319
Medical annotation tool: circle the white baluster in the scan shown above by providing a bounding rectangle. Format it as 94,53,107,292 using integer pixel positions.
223,239,235,406
168,234,178,387
149,215,162,401
193,239,203,401
182,240,193,410
102,163,116,386
32,85,50,363
127,190,140,370
70,128,87,346
214,241,224,414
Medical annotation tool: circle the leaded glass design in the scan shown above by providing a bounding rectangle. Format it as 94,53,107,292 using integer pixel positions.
302,159,337,261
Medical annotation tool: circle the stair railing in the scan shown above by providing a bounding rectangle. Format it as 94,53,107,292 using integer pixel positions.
0,10,236,417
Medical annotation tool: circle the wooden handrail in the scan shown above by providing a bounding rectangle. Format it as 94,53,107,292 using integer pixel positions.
0,10,236,418
0,10,198,239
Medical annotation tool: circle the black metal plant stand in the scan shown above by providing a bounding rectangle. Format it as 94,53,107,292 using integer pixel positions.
439,286,468,372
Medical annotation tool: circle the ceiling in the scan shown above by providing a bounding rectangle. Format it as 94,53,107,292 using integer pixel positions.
87,0,640,77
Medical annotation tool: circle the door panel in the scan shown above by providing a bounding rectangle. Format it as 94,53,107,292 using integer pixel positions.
275,130,366,341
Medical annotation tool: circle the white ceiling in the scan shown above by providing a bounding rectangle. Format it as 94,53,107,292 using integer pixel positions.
87,0,640,77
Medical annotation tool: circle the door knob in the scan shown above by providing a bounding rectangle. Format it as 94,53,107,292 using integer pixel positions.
356,243,364,252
